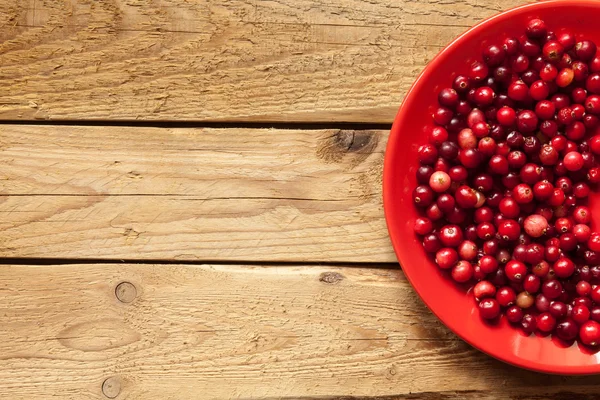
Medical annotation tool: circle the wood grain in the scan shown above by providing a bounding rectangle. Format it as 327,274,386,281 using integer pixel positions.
1,263,599,399
0,0,528,122
0,124,393,261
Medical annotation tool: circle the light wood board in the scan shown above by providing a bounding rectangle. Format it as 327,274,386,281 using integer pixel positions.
1,263,598,399
0,124,394,261
0,0,528,122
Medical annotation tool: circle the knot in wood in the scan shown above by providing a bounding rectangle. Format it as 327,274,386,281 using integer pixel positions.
319,271,345,284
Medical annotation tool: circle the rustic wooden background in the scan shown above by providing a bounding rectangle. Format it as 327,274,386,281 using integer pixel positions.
2,0,600,399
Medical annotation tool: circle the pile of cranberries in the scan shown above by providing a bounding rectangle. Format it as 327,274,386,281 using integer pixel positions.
413,18,600,347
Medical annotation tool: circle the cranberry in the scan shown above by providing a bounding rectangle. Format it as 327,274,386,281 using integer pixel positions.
526,19,547,39
438,141,459,160
413,185,434,207
573,87,588,104
533,260,551,278
448,165,468,182
516,110,538,133
523,274,541,294
455,185,478,208
556,319,579,341
575,40,597,62
574,224,591,243
459,149,482,169
497,106,516,126
478,298,501,319
513,183,533,204
580,321,600,346
503,37,519,55
563,151,585,171
573,61,590,82
474,86,495,107
426,203,444,221
536,312,556,333
529,80,550,101
573,305,591,325
577,281,592,297
438,88,459,108
477,138,495,157
477,222,496,241
478,255,498,274
587,95,600,115
550,301,568,319
574,206,592,225
521,314,537,333
422,234,441,253
517,292,535,309
541,279,562,300
557,68,575,88
535,100,555,120
554,258,576,279
469,61,489,84
505,260,527,282
506,306,524,323
488,155,509,175
508,80,529,101
414,218,433,236
452,261,474,283
429,171,451,193
435,248,459,269
520,163,542,184
473,280,496,300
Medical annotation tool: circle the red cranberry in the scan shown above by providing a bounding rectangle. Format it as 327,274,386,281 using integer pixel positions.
413,185,434,208
542,279,563,300
556,319,579,341
580,321,600,346
448,165,468,182
554,258,576,279
478,298,501,319
573,305,591,325
516,110,538,133
488,155,509,175
521,314,537,334
574,206,592,225
526,19,547,39
523,274,541,294
473,280,496,300
414,218,433,235
533,260,551,278
478,255,499,274
477,222,496,241
508,80,529,101
550,301,568,319
513,183,533,204
452,261,474,283
506,306,524,323
505,260,527,282
557,68,575,88
455,185,478,208
435,248,459,269
469,61,489,84
537,312,556,333
423,234,441,253
575,40,597,62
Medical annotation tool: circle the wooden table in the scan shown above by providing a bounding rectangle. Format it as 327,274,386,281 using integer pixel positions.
1,0,599,399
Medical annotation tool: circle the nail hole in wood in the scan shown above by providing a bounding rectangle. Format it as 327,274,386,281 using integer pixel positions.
102,377,121,398
115,282,137,303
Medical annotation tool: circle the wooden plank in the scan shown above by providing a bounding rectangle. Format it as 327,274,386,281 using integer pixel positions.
1,263,599,399
0,124,393,261
0,0,528,122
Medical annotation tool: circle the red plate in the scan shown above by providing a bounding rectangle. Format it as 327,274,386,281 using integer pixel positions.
383,0,600,374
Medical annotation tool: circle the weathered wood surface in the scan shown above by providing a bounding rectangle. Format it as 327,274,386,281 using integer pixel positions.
1,263,598,400
0,124,394,261
0,0,528,122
